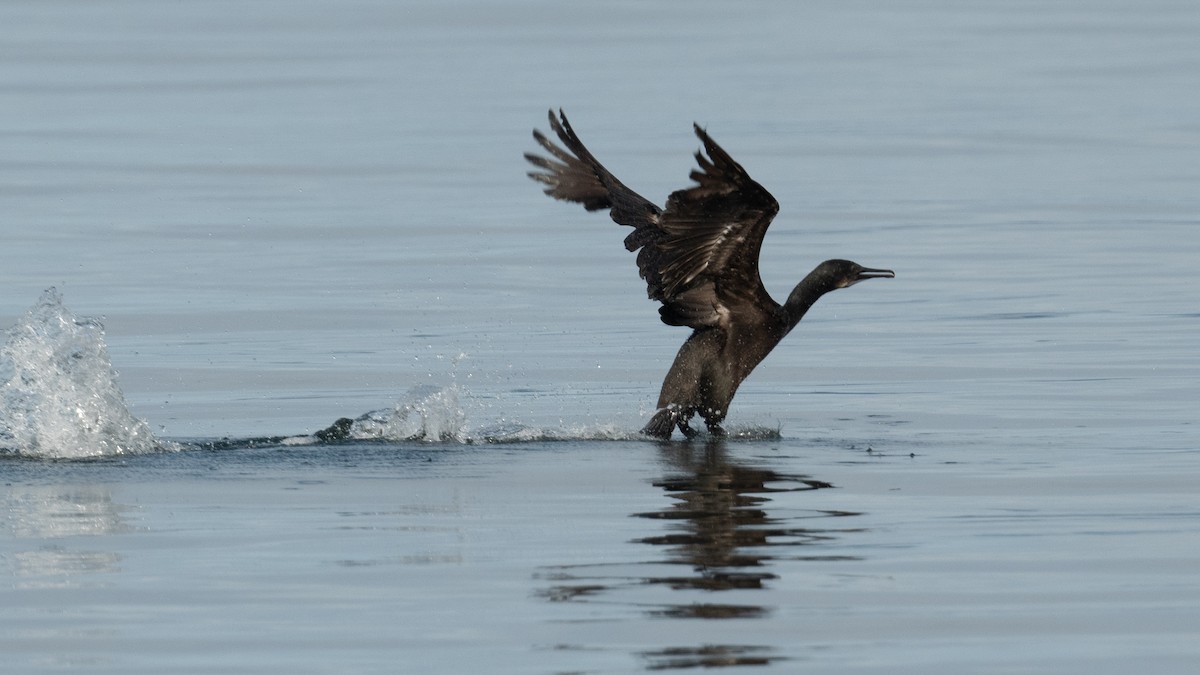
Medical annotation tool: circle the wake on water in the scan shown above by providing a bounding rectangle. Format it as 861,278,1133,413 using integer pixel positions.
302,383,644,446
1,290,780,460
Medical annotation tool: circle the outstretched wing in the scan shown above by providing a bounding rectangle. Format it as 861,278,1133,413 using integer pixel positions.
525,109,662,236
526,111,781,331
649,125,781,329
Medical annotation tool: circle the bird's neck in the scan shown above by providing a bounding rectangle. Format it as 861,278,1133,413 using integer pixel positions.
780,270,834,333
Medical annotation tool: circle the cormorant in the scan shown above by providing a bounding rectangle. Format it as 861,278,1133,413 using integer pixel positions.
525,110,893,439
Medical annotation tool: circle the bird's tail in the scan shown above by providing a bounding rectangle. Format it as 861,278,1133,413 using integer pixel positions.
641,407,677,439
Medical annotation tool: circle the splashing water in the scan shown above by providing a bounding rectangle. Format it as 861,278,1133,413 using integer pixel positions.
0,288,165,459
309,384,648,445
307,383,779,445
343,384,469,442
0,290,780,456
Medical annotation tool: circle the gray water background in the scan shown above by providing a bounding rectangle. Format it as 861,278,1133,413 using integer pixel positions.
2,0,1198,672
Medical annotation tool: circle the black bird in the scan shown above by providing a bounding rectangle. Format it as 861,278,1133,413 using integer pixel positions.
525,110,893,439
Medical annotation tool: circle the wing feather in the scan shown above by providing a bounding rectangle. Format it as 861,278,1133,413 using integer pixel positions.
524,110,662,229
526,112,782,330
655,125,780,306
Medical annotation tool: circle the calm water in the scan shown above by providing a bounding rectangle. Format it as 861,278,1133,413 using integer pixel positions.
2,0,1198,672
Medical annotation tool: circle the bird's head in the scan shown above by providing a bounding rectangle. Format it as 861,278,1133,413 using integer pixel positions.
815,259,895,291
783,259,895,328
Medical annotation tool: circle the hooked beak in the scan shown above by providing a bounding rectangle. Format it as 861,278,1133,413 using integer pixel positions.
855,267,895,282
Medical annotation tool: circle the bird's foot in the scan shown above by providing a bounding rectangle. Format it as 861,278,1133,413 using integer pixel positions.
642,407,681,439
678,421,700,440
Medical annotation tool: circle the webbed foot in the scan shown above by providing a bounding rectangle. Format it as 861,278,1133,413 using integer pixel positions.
678,420,700,440
642,407,678,439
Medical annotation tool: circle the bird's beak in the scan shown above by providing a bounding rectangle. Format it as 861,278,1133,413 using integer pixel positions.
856,267,895,281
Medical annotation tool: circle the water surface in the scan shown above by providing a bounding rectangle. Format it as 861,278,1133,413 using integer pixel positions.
2,0,1198,672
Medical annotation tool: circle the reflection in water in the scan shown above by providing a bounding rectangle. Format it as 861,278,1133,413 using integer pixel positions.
640,644,773,671
635,443,842,600
540,440,864,669
1,487,130,585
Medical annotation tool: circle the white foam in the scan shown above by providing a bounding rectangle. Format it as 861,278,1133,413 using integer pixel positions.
0,288,167,459
471,421,640,444
319,384,782,446
336,385,659,445
347,383,468,442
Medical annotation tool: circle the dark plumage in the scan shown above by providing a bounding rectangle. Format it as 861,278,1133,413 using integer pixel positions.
525,110,893,439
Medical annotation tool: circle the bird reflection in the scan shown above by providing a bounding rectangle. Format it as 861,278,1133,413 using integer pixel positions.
631,440,842,618
538,439,862,669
